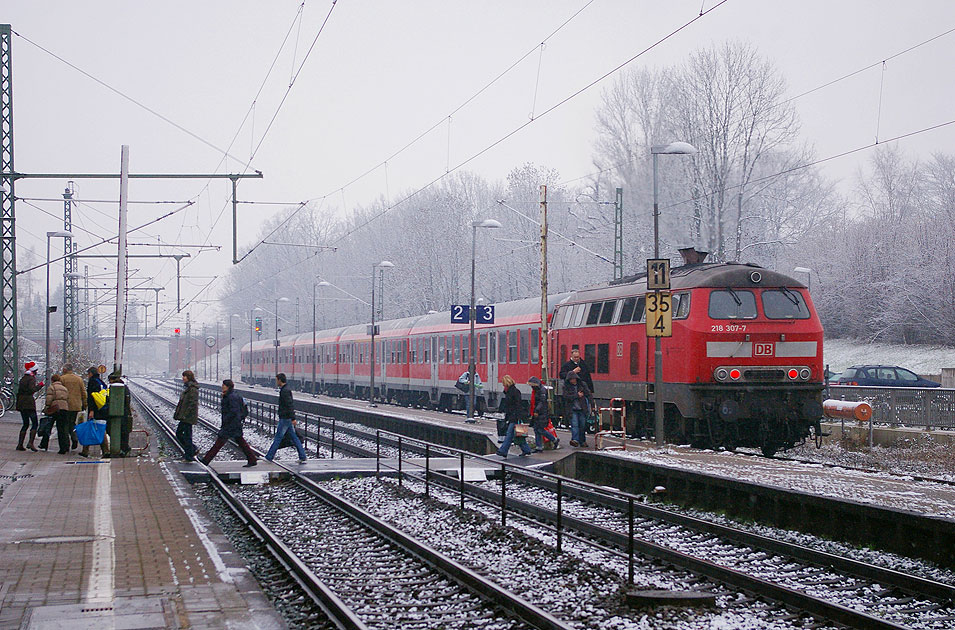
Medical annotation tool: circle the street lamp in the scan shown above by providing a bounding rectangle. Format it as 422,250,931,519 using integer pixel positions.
793,267,812,292
249,306,261,384
274,297,290,376
369,260,395,406
312,280,331,395
467,219,502,422
651,141,697,447
45,231,73,386
229,313,240,381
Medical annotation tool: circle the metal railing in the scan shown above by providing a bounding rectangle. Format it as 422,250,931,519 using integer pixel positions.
829,385,955,430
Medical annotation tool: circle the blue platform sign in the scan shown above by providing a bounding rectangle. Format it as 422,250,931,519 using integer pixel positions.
450,305,495,324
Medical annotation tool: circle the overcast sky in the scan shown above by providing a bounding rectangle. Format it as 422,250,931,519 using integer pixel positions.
6,1,955,328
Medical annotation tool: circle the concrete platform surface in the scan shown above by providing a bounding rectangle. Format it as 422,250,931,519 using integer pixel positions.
0,409,286,630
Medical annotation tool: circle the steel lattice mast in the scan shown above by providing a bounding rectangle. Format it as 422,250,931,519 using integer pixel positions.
0,24,17,380
63,182,77,361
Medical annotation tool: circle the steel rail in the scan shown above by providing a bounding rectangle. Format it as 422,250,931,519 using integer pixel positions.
153,380,952,628
129,387,370,630
136,382,573,630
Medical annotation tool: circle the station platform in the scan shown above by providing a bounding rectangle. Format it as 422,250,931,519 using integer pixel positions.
0,410,285,630
194,456,497,483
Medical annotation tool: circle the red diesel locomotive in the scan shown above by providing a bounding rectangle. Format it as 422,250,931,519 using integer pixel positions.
241,261,824,455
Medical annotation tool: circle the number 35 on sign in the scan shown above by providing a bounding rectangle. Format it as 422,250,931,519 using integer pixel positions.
645,291,672,337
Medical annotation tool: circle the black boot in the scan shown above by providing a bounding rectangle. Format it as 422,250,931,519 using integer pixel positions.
28,430,38,452
16,429,27,451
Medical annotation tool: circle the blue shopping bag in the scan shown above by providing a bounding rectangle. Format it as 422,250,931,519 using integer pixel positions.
76,419,107,446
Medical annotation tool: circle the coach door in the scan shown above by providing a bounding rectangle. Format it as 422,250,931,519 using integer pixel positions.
429,336,438,390
487,331,498,393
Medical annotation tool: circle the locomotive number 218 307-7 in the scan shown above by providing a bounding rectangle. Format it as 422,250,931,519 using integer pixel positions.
711,324,748,332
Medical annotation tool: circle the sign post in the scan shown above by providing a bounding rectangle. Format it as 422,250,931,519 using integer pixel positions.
647,259,672,447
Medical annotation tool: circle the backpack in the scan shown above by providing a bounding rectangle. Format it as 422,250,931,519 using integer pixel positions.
240,398,249,420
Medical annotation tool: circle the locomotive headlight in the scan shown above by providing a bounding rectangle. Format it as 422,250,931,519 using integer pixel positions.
729,368,741,380
787,368,798,380
715,368,728,381
799,368,811,380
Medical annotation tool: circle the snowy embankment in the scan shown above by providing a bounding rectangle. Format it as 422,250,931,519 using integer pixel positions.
823,337,955,376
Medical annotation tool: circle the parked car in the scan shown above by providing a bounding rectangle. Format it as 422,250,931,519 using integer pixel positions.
834,365,941,388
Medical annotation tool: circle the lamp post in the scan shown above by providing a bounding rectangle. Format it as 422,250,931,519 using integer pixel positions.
651,141,697,447
249,306,260,384
312,280,331,395
793,267,812,292
467,219,502,422
369,260,394,406
45,231,73,386
274,297,290,376
229,313,239,381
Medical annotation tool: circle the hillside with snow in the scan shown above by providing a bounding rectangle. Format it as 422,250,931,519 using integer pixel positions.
823,337,955,376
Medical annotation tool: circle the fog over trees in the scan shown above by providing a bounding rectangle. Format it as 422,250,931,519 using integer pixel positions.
220,41,954,348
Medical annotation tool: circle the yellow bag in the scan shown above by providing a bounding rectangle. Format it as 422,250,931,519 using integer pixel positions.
91,389,108,410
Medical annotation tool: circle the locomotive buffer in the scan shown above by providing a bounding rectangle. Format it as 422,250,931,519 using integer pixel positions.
646,259,672,445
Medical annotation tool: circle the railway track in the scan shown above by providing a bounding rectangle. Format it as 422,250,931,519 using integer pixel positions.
131,381,572,630
157,378,955,630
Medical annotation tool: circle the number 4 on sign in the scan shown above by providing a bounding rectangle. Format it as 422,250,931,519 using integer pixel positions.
645,291,672,337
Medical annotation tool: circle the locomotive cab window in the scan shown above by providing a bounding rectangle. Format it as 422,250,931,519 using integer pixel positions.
572,303,587,327
673,292,691,319
598,300,616,324
708,289,757,319
620,297,637,323
761,289,810,319
585,302,602,326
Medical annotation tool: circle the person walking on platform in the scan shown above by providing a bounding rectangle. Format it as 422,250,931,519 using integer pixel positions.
496,375,532,458
558,346,593,392
59,364,86,451
107,371,134,456
80,367,110,458
15,362,43,451
42,374,71,454
563,372,592,448
527,377,559,453
200,379,257,467
173,370,199,462
264,373,307,463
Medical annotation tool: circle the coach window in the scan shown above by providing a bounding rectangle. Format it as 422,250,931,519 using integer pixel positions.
519,328,528,364
709,289,757,319
761,289,810,319
619,297,637,323
479,333,488,363
585,302,602,326
498,330,507,363
508,330,518,364
630,342,639,375
599,300,616,324
597,343,610,374
462,335,469,365
572,303,587,327
489,332,496,362
453,335,460,364
531,328,540,364
584,344,597,373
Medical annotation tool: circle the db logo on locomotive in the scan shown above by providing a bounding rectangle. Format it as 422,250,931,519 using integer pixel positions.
753,342,774,357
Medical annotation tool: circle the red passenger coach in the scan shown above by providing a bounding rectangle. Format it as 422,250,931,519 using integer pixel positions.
548,262,824,456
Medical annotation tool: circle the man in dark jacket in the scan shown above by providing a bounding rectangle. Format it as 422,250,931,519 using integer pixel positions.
15,362,43,451
173,370,199,462
80,366,110,458
559,346,593,391
200,379,257,467
264,373,307,463
563,372,592,448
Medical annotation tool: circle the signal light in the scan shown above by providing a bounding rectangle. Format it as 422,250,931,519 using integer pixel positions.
788,369,798,380
174,328,180,335
729,369,741,380
254,317,262,333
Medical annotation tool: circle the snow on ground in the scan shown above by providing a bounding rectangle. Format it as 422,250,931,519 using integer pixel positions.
823,337,955,377
612,446,955,519
786,436,955,482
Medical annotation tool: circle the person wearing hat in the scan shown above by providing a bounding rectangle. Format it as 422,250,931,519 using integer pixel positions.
14,362,43,451
527,377,559,452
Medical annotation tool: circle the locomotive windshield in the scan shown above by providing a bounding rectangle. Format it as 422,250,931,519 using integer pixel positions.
708,289,757,319
762,289,811,319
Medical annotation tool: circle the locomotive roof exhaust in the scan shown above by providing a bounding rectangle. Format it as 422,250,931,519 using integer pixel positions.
678,247,709,265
